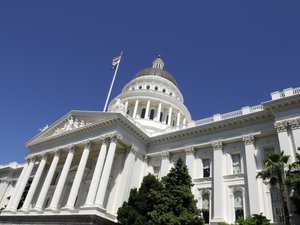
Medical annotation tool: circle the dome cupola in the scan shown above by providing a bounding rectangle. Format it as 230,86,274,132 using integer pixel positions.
108,56,191,134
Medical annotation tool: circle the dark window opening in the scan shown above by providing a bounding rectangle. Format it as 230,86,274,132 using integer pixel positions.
203,210,209,224
150,109,155,120
160,112,163,122
141,108,146,119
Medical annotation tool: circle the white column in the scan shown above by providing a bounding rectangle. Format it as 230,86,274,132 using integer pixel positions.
160,151,170,177
133,100,139,118
21,153,47,212
48,145,75,211
168,106,173,126
185,146,195,177
64,141,91,210
10,156,35,212
124,100,128,111
177,111,181,126
84,138,109,207
121,145,138,202
95,134,119,209
34,150,61,211
211,141,224,224
0,178,11,204
156,102,162,122
243,134,260,214
183,118,186,124
275,121,295,162
5,161,29,211
145,100,151,119
289,118,300,152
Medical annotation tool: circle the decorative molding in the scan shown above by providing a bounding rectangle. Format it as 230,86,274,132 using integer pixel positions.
161,151,170,160
54,149,62,157
109,98,126,113
185,146,194,155
289,118,300,130
0,177,11,184
144,155,149,162
51,116,92,137
242,134,254,145
103,137,111,145
26,155,36,163
212,141,222,150
274,121,288,132
40,152,48,161
110,133,122,143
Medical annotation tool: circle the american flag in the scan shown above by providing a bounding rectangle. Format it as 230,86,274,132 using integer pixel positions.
112,55,121,69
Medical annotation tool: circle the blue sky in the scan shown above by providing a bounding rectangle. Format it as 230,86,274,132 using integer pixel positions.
1,1,300,164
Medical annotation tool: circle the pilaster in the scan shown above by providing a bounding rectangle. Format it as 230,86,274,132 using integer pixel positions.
289,118,300,153
275,121,295,162
185,146,195,177
160,151,170,177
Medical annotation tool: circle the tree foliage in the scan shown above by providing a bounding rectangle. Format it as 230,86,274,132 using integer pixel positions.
256,151,291,225
236,214,271,225
117,158,204,225
286,153,300,214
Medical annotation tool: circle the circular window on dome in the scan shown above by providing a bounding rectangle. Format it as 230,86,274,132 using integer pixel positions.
155,86,158,91
162,89,166,93
170,92,173,96
139,85,142,89
146,85,150,89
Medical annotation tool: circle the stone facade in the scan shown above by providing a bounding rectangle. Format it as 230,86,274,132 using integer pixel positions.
1,57,300,224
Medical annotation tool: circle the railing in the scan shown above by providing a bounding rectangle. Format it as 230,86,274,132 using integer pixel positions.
194,117,214,126
221,110,242,120
293,87,300,95
250,105,264,113
271,87,300,100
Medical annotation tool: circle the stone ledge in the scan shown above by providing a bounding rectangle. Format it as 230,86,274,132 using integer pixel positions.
0,214,117,225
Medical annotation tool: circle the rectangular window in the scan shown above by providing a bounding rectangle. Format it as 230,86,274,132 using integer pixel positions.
263,147,274,162
232,154,241,174
153,166,160,178
202,158,210,177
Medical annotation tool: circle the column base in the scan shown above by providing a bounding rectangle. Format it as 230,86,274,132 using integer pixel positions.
94,203,106,212
45,206,60,213
18,208,30,214
32,207,43,213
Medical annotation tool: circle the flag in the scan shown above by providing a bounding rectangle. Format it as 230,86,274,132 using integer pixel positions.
112,54,121,69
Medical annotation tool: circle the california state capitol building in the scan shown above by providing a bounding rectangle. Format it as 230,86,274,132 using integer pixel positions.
0,56,300,225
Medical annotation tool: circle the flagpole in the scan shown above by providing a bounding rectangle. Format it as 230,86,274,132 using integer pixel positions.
103,51,123,112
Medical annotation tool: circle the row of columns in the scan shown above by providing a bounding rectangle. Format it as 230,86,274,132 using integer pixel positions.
148,135,261,224
127,99,187,126
5,133,122,213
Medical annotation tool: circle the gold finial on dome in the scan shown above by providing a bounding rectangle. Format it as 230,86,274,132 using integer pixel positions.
152,55,164,69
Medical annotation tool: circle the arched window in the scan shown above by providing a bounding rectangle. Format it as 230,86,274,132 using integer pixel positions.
160,112,163,122
155,86,158,91
150,109,155,120
141,108,146,119
270,187,285,223
162,88,166,93
139,85,142,89
146,85,150,89
202,193,210,224
234,190,244,221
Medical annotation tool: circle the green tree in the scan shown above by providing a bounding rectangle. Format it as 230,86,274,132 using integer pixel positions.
286,153,300,214
148,158,203,225
117,158,204,225
117,173,163,225
236,213,270,225
256,151,291,225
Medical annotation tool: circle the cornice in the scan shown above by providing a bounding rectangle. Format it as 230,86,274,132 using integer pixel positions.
148,110,273,145
262,94,300,111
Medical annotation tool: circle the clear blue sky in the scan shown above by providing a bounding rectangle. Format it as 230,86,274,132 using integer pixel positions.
1,1,300,164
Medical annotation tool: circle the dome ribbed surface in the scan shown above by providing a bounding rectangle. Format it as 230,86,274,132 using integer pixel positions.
133,67,178,87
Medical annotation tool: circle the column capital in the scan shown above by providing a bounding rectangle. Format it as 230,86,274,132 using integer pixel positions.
1,177,11,184
84,140,91,149
54,148,62,157
274,120,288,132
242,134,254,145
111,133,122,142
103,136,111,144
68,144,76,153
161,151,169,159
185,146,194,155
288,117,300,130
40,152,48,160
26,155,36,163
129,145,138,155
212,141,222,150
144,155,149,162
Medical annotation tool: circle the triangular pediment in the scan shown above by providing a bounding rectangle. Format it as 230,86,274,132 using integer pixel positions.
26,110,119,147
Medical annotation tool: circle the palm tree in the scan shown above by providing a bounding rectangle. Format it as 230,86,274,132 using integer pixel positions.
257,151,291,225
